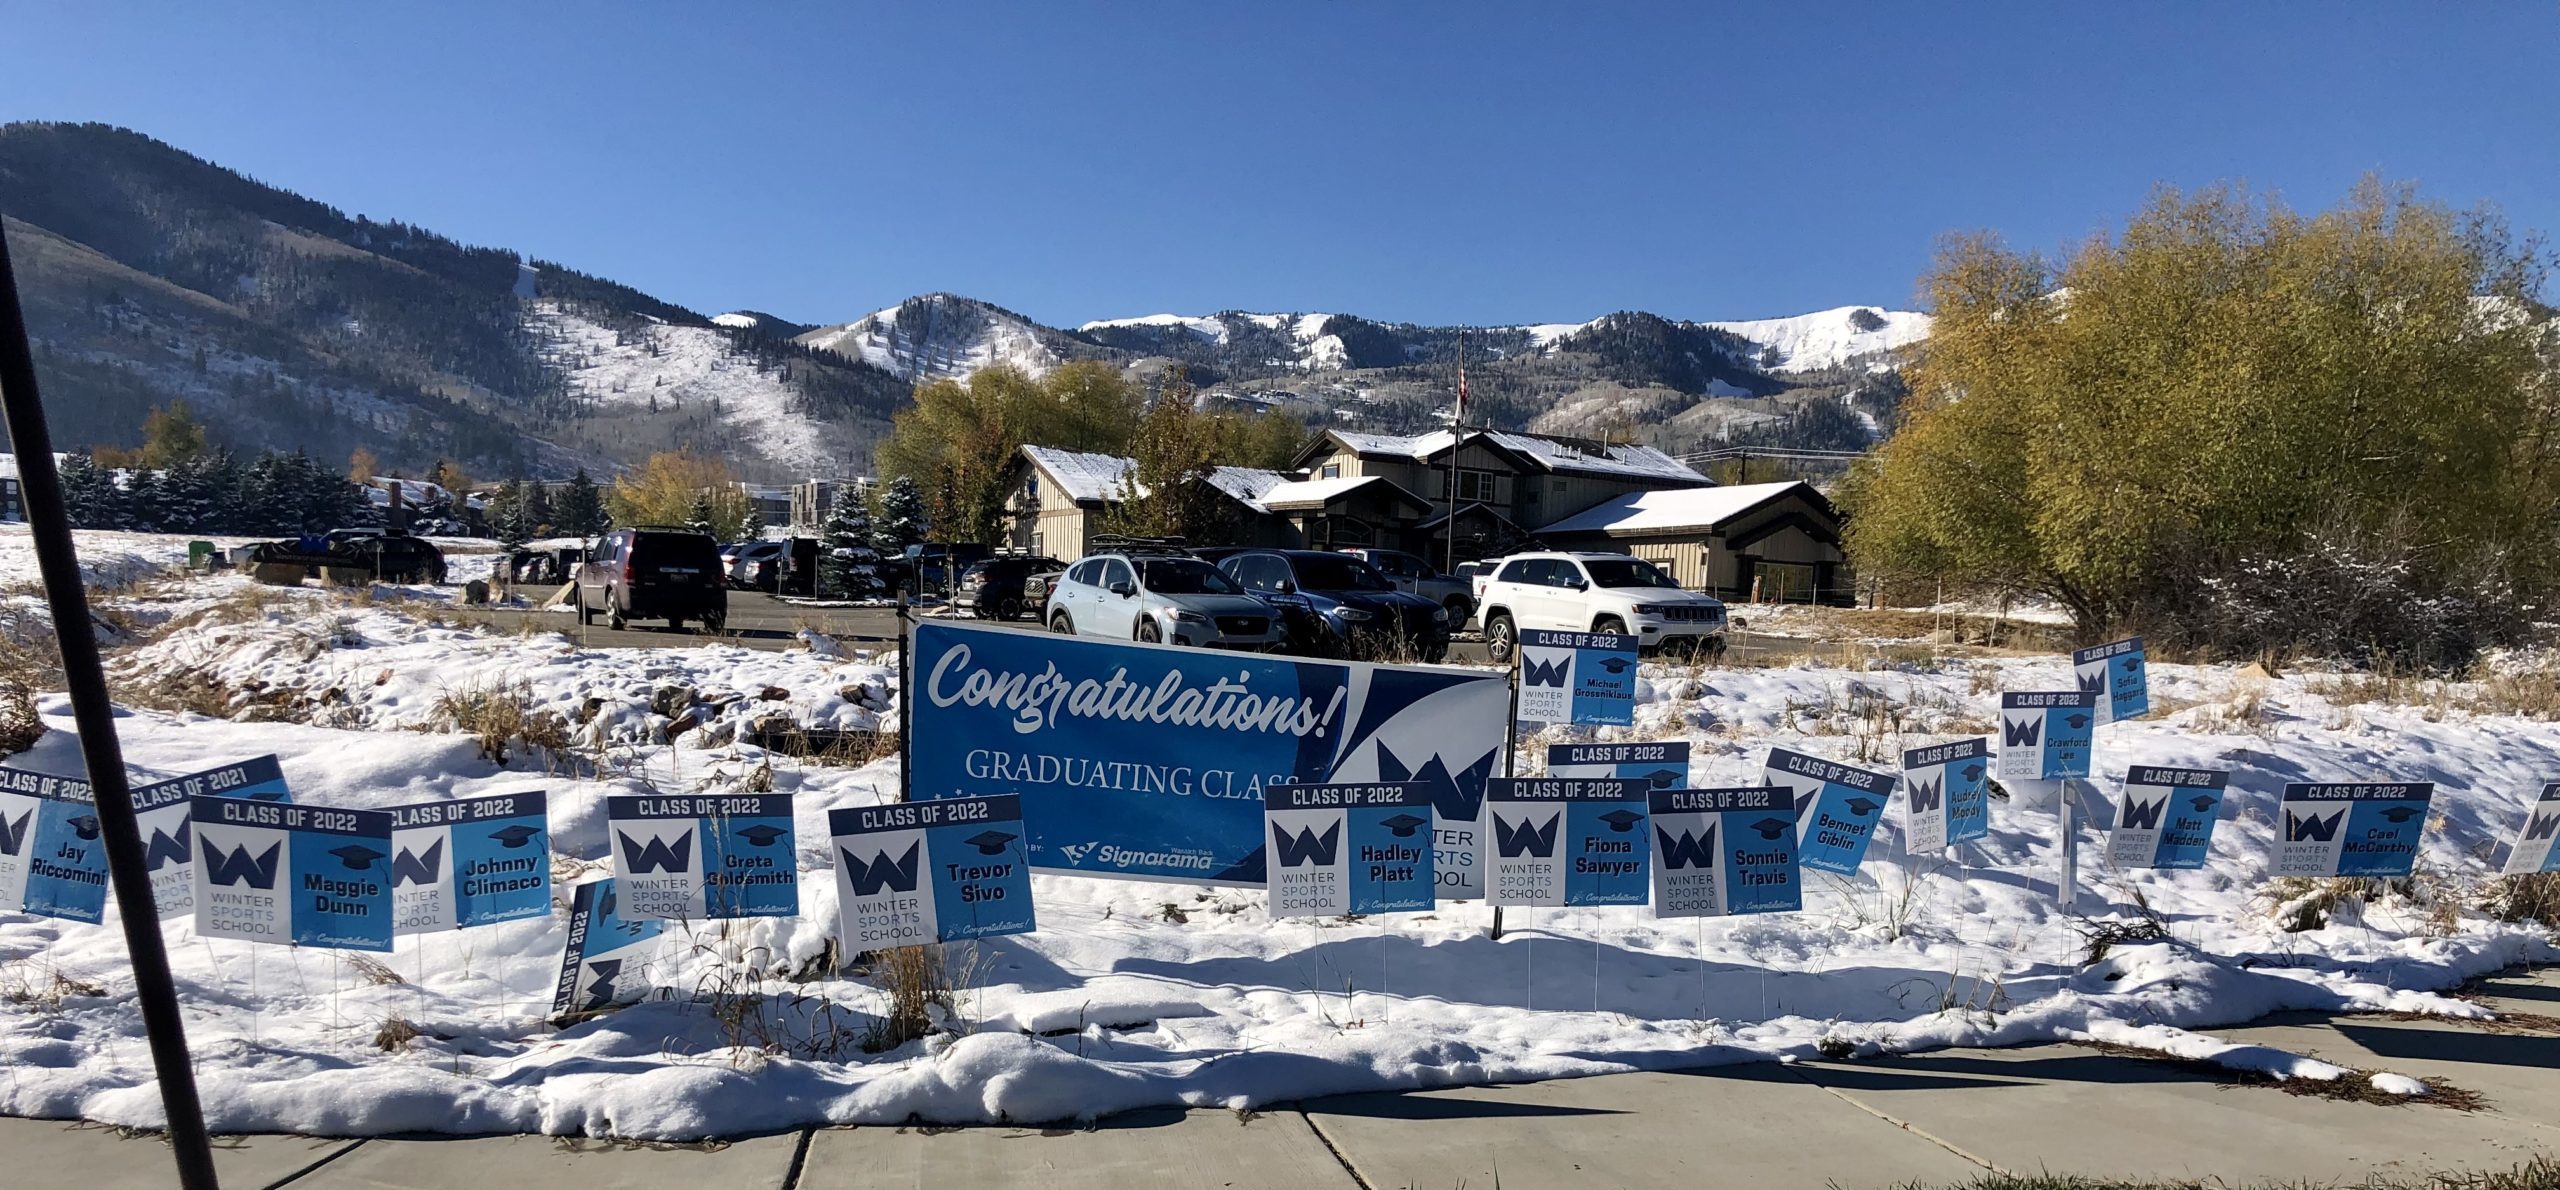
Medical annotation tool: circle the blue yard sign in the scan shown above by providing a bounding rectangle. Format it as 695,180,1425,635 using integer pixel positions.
191,795,395,951
1515,629,1640,727
551,878,667,1018
0,766,104,923
388,791,552,935
1900,739,1990,856
1649,785,1802,917
2072,637,2149,724
1997,691,2097,780
1483,777,1650,907
910,620,1508,896
2274,782,2434,878
608,794,798,919
829,795,1036,946
1546,741,1690,792
1260,782,1434,918
2502,784,2560,876
130,757,291,920
2105,767,2230,870
1762,747,1898,877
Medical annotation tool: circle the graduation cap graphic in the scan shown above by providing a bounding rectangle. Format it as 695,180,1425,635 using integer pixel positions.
1841,797,1880,818
1960,763,1985,783
1644,769,1681,789
2062,713,2092,730
1378,813,1429,838
1746,817,1795,841
1595,656,1633,675
733,824,788,847
327,843,387,870
597,886,620,921
2122,656,2143,674
2378,805,2422,824
488,824,544,848
962,829,1018,856
2188,795,2219,813
246,792,287,803
67,814,101,841
1597,808,1644,833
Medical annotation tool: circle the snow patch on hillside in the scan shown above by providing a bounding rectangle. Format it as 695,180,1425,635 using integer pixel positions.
798,297,1063,380
1078,313,1229,342
1707,306,1933,372
524,302,827,472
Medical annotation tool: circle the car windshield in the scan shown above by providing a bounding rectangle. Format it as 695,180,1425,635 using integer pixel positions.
1139,559,1243,594
1293,556,1391,591
1583,558,1681,589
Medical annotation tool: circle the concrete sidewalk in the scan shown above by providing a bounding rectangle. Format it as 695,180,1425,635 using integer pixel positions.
18,966,2557,1190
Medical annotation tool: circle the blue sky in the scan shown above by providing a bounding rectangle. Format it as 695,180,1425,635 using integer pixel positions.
5,4,2549,328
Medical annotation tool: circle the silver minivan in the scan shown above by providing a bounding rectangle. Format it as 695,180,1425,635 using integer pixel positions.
1044,545,1285,649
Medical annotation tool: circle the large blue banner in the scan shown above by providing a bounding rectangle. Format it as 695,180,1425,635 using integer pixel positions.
911,621,1508,893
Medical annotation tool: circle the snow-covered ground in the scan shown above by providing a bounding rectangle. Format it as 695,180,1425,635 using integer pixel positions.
0,532,2553,1138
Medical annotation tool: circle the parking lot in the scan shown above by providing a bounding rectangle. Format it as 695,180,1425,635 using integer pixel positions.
449,590,1817,666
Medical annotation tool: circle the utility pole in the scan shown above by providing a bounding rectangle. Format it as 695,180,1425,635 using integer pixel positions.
1445,331,1466,574
0,219,221,1189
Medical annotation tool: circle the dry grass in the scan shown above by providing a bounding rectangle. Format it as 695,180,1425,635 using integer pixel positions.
2305,658,2560,722
0,959,107,1012
2195,679,2274,734
373,1016,421,1052
2478,872,2560,928
858,945,958,1054
429,678,574,768
2072,1039,2485,1110
1886,1156,2560,1188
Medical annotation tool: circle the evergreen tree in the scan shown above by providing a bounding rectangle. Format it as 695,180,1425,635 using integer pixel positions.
730,498,763,546
557,468,605,537
162,453,217,531
124,467,170,532
491,480,533,547
58,454,114,528
523,482,556,538
873,476,926,555
819,492,881,600
684,491,716,538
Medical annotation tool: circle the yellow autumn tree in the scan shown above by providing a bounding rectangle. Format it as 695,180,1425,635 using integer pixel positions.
608,450,747,531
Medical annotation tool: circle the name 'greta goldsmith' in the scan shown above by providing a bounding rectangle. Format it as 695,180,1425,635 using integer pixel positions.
927,644,1347,738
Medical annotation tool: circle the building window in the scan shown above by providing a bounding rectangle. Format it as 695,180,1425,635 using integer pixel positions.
1321,463,1342,479
1457,470,1497,502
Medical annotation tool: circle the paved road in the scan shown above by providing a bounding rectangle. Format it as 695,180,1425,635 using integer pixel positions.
449,591,1818,668
19,967,2557,1189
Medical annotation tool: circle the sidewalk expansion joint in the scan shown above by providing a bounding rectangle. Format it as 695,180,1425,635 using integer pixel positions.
1293,1108,1380,1190
266,1136,370,1188
779,1128,815,1190
1779,1062,2005,1176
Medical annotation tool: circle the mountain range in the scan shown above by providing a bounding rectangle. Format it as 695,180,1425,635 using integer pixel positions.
0,122,1926,482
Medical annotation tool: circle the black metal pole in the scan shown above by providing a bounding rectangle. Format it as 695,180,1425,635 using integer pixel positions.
0,224,221,1186
897,592,914,804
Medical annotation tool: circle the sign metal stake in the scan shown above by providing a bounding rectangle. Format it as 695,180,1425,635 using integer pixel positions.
0,220,222,1188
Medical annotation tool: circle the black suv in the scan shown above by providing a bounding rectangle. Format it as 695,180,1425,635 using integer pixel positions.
957,555,1065,621
575,528,727,632
1218,549,1450,662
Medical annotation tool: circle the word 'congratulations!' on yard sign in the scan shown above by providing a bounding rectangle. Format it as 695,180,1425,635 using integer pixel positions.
908,620,1507,897
1515,629,1639,728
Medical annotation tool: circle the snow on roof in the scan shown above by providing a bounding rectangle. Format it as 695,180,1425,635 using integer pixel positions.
1020,445,1138,503
1537,481,1812,535
1324,429,1708,485
1021,445,1290,510
1258,476,1397,510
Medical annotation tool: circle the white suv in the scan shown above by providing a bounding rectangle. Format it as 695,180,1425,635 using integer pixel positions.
1475,552,1728,662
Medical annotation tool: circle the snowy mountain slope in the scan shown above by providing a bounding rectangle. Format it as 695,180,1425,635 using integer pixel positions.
525,302,833,473
797,293,1082,380
1703,305,1934,372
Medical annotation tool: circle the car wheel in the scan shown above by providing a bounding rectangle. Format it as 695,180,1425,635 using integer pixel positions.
1050,613,1074,635
997,597,1022,622
608,598,628,631
698,613,725,635
1593,615,1627,636
1485,613,1516,663
1706,635,1729,659
1443,594,1473,626
668,616,686,632
576,589,594,625
1136,619,1162,643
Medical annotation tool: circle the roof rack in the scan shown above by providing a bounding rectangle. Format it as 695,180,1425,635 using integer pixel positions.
1086,534,1194,555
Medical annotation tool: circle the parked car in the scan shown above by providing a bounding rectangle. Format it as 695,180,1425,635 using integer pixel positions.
1473,551,1726,662
1337,548,1476,625
575,527,728,632
721,540,787,589
1454,559,1501,610
1044,540,1284,650
1219,549,1449,662
893,542,992,601
957,555,1065,621
253,531,447,584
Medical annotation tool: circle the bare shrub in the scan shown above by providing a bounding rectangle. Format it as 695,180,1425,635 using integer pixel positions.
431,679,573,769
859,945,956,1054
374,1016,421,1052
2479,872,2560,928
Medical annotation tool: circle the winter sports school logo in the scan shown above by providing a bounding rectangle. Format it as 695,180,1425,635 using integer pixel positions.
2001,716,2042,749
840,842,922,896
1656,823,1717,871
200,838,283,889
1271,821,1341,868
1522,655,1569,688
617,832,692,875
1493,812,1560,858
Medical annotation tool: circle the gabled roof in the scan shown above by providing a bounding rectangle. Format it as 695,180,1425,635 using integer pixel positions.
1257,474,1429,514
1017,445,1294,511
1306,428,1709,486
1537,481,1822,536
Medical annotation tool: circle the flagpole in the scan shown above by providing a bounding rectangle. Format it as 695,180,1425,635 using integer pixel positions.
0,221,221,1188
